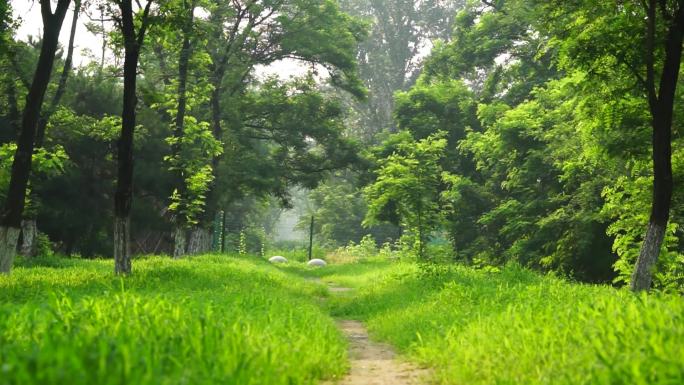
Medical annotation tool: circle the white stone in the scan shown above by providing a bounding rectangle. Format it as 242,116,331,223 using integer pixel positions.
307,258,327,267
269,256,288,263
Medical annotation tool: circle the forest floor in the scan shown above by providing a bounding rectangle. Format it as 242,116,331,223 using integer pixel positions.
2,254,684,385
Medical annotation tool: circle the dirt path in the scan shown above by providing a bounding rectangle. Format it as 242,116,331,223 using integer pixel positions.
326,285,427,385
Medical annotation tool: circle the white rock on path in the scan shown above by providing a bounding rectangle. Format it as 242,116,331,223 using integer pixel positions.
307,258,327,267
269,256,288,263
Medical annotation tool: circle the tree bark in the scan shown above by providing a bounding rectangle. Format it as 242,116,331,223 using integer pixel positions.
5,77,20,139
630,2,683,291
114,216,131,274
113,0,152,275
187,226,211,254
0,0,71,273
0,226,21,273
173,226,187,259
19,219,37,257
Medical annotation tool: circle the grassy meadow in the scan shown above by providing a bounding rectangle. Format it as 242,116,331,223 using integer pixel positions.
2,254,684,385
0,255,346,385
309,260,684,385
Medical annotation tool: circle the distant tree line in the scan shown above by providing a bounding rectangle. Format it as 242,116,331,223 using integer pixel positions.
310,0,684,292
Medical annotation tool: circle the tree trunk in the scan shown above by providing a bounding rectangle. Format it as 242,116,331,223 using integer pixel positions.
220,210,226,253
0,1,71,274
631,3,683,291
200,85,224,234
21,1,80,255
169,1,196,259
113,46,139,274
173,226,187,259
19,219,37,257
631,220,667,291
113,0,152,275
5,76,20,140
35,0,80,148
0,227,21,273
114,4,140,275
187,226,211,254
113,215,131,274
630,111,674,291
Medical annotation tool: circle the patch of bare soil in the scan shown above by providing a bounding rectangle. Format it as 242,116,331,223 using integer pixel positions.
328,286,353,293
330,319,427,385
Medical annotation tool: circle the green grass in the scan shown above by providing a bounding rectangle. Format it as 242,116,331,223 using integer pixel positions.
0,255,347,385
314,260,684,385
4,254,684,385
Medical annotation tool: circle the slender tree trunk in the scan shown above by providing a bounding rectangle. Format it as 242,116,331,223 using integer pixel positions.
416,207,424,260
220,210,226,252
170,1,196,259
203,85,224,224
5,77,20,140
99,7,106,71
19,0,80,258
35,0,80,148
631,3,683,291
114,46,139,274
0,0,71,273
113,0,152,275
113,216,131,273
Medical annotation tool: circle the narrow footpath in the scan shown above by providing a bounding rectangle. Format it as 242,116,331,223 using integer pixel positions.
326,285,426,385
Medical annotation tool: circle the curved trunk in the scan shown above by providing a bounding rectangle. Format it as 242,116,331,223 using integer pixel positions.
0,0,71,273
35,0,80,148
630,3,683,291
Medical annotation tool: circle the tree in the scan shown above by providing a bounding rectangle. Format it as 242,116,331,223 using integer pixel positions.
111,0,154,274
364,131,448,259
539,0,684,290
0,0,72,274
338,0,465,140
20,0,82,257
629,0,684,291
195,0,367,249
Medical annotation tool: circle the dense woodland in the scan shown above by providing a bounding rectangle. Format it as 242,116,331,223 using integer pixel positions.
1,1,684,385
1,0,683,292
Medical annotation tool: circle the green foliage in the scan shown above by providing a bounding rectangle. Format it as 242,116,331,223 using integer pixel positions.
364,132,450,259
361,0,684,288
0,143,70,215
602,153,684,291
319,261,684,385
0,255,347,385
